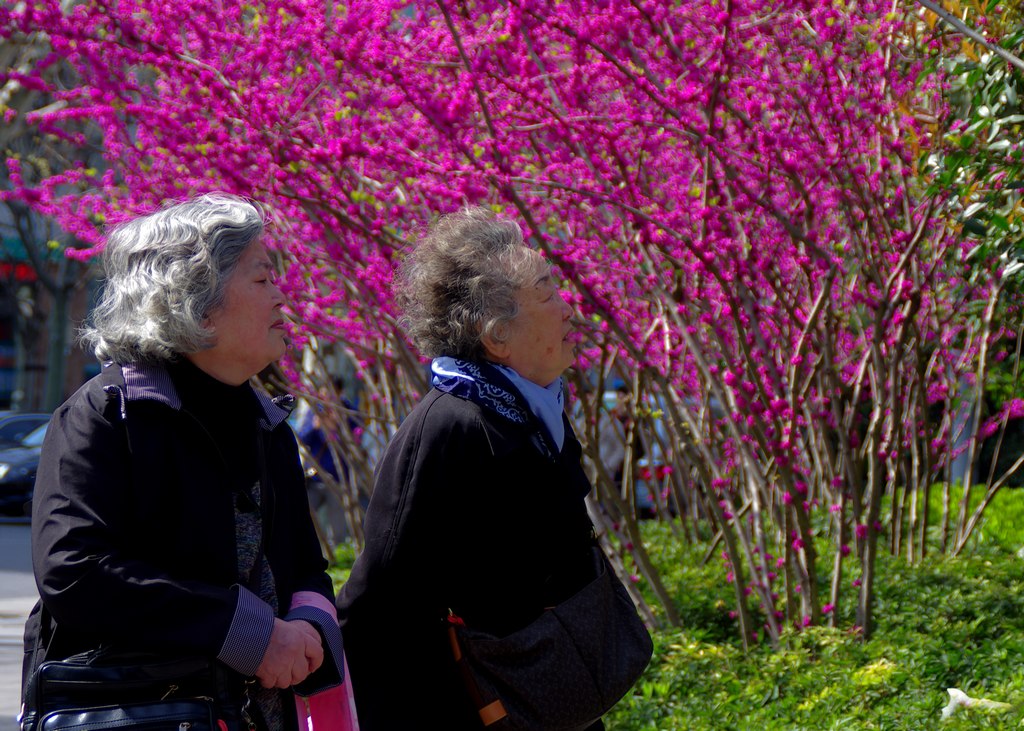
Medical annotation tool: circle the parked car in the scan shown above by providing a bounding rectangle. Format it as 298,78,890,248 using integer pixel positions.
0,422,49,517
0,411,51,448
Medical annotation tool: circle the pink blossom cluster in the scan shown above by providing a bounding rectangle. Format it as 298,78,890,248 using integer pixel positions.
2,0,1015,638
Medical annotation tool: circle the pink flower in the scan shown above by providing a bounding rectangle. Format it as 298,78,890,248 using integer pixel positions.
3,1,995,635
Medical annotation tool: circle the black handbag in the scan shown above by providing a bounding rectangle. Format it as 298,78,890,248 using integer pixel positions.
38,700,216,731
447,546,653,730
21,648,244,731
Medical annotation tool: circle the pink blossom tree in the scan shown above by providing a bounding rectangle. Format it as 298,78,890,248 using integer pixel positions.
3,0,1020,643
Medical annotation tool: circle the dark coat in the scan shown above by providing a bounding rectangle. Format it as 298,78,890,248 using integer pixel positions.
22,363,341,716
337,388,598,730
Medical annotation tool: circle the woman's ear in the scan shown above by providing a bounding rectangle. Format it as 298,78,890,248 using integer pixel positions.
481,331,511,362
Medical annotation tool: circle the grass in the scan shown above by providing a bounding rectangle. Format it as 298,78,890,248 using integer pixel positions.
606,486,1024,730
328,486,1024,730
608,535,1024,729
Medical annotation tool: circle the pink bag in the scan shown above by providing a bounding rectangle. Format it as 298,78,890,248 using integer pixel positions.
290,592,360,731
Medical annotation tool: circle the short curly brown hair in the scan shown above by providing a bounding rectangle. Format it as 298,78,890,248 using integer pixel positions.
395,207,547,361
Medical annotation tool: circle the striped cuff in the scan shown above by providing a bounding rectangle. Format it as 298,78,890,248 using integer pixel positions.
286,605,344,695
217,585,275,677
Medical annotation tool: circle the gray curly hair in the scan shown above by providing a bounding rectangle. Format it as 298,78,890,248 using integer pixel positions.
395,207,547,361
81,193,268,363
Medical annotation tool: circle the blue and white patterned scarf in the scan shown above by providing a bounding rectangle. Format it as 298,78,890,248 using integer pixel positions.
431,357,565,458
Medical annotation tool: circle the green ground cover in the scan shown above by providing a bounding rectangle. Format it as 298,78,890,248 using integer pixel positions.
329,486,1024,730
608,532,1024,729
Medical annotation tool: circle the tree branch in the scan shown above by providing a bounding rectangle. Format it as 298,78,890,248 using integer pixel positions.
916,0,1024,72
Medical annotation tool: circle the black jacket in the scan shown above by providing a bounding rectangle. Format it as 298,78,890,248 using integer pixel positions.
337,388,598,729
22,362,342,717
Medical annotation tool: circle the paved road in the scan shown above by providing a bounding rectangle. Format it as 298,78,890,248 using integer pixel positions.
0,519,34,731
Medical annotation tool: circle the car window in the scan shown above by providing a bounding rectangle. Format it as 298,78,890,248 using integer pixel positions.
21,423,49,448
0,416,49,443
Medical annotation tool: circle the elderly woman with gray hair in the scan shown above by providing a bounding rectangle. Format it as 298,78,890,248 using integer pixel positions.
22,194,354,731
337,208,612,729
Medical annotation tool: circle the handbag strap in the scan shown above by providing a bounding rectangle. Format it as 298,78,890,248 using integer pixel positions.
445,614,508,727
22,601,56,722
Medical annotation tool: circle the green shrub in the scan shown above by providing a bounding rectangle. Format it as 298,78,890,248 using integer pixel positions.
606,507,1024,730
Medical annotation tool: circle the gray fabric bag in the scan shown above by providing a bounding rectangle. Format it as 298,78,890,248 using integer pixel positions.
447,546,653,730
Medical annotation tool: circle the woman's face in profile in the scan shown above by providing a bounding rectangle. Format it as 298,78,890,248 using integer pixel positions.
498,260,576,387
200,240,287,381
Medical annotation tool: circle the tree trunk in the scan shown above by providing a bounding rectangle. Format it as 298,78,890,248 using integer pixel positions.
856,525,878,640
44,285,68,411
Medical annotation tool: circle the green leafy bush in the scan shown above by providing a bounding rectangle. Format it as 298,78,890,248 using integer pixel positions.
606,501,1024,730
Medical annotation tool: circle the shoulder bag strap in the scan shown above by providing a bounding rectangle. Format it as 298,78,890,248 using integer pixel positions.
445,614,508,727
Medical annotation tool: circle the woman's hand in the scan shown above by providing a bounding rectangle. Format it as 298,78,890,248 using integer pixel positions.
255,618,325,688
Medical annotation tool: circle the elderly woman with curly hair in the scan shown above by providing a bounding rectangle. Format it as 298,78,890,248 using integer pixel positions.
22,194,355,731
337,208,612,730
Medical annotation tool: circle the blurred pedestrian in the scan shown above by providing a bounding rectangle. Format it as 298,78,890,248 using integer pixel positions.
297,378,364,546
